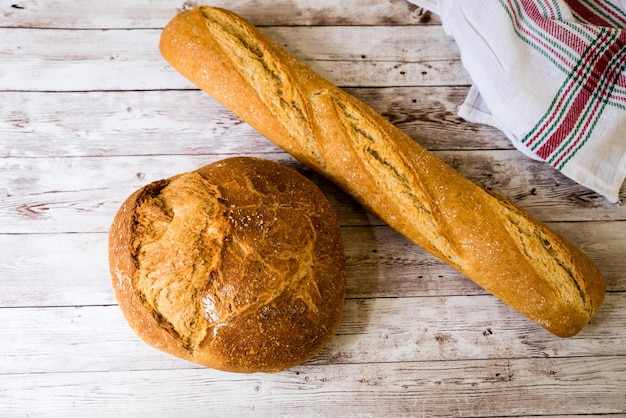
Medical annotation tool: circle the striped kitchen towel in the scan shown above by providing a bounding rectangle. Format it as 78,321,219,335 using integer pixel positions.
407,0,626,203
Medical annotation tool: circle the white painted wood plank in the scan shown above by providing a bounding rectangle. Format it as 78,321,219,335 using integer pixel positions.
0,153,296,234
0,305,187,374
2,356,624,417
0,229,461,309
0,221,623,309
2,152,623,236
0,90,277,158
0,88,511,159
0,233,115,307
342,221,626,296
2,222,621,312
267,25,459,63
1,28,187,91
0,0,439,28
442,152,626,219
0,26,468,91
1,294,623,375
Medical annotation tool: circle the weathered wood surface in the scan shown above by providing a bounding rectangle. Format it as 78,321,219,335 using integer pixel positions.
0,88,506,157
0,0,440,28
0,26,466,91
2,293,626,375
2,356,625,417
1,0,624,416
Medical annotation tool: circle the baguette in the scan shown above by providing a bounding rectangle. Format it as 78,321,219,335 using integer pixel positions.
159,6,605,337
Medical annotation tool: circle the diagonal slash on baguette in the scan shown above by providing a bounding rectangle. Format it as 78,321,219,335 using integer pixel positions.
159,6,605,337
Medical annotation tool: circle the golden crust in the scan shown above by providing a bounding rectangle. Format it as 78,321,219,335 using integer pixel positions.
109,157,346,373
158,7,605,337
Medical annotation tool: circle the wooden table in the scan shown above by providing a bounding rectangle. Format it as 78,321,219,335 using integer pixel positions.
1,1,625,416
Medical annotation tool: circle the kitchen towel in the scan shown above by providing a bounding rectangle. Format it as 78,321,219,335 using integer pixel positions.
407,0,626,203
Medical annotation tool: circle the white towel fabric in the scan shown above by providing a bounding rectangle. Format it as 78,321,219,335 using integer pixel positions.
407,0,626,203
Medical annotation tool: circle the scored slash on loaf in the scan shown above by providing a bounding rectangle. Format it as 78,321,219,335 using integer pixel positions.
159,6,605,337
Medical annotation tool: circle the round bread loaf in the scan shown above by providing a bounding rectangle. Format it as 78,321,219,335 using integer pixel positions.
109,157,346,373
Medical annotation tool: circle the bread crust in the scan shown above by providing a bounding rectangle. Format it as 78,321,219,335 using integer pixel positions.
109,157,346,373
158,7,605,337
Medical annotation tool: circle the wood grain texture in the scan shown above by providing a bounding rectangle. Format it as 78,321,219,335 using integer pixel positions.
0,26,467,91
2,357,625,417
1,221,624,309
1,0,624,416
2,153,623,237
0,88,508,159
1,294,625,375
0,0,439,28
